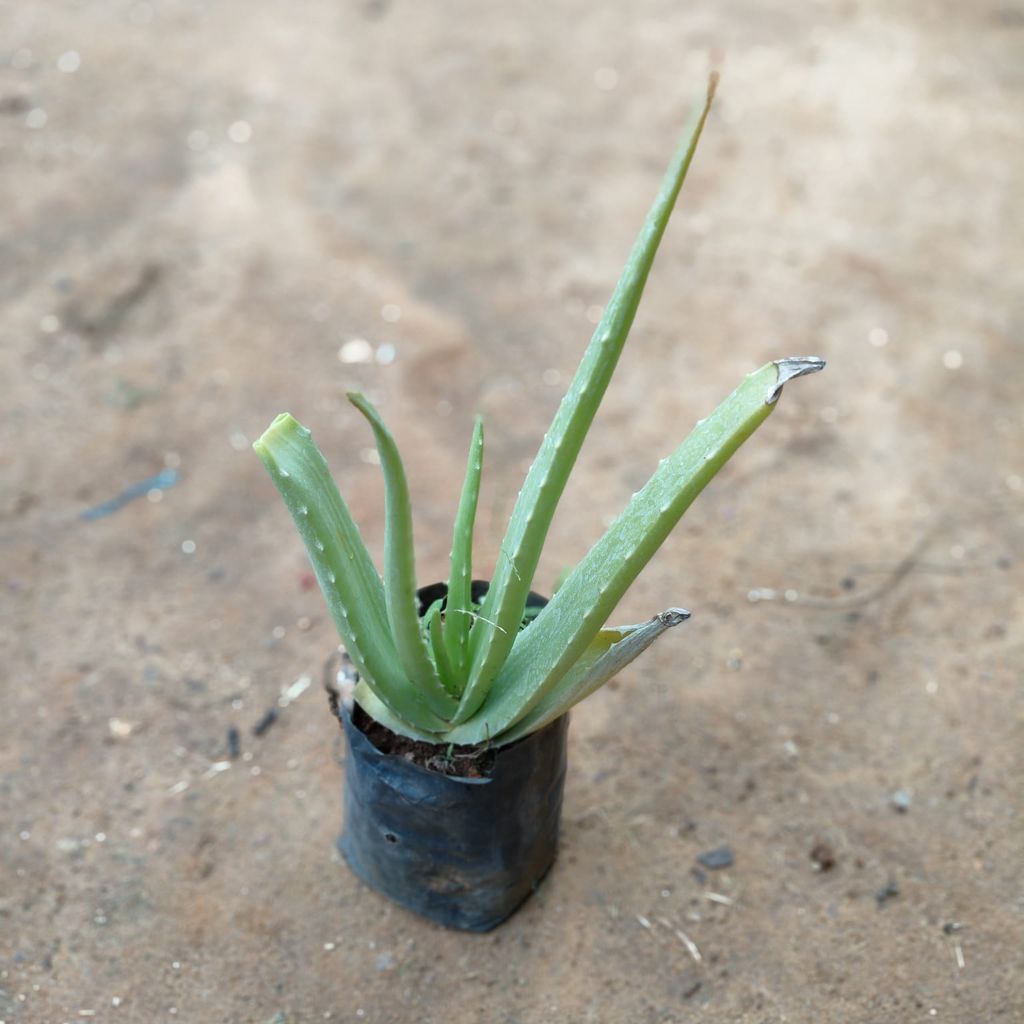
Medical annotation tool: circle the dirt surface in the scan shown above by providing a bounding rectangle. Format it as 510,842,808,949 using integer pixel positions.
2,2,1022,1022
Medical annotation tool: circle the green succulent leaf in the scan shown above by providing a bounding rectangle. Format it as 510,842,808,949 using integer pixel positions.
253,414,448,733
425,600,459,695
447,357,825,743
348,393,458,721
494,608,690,745
455,75,720,725
445,415,484,682
353,681,445,744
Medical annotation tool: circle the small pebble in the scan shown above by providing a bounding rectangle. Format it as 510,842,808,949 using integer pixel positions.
228,120,252,143
339,338,373,363
875,880,900,906
252,707,278,737
697,845,734,870
57,50,81,73
810,840,836,872
890,789,912,813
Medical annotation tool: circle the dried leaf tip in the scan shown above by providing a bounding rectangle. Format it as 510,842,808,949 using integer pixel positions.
659,608,691,626
768,357,826,404
706,70,720,104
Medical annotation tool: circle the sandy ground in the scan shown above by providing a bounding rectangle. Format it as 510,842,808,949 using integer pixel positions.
2,1,1022,1021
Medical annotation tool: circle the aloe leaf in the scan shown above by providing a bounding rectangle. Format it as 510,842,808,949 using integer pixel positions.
455,75,720,725
348,393,457,721
353,681,444,743
253,414,448,733
552,566,573,595
421,596,446,625
494,608,690,745
448,357,825,743
425,600,459,695
444,415,484,681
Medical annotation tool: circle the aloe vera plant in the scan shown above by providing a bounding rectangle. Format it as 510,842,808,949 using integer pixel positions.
254,76,824,746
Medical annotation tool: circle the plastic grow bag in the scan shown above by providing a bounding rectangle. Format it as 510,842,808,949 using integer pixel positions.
335,582,568,931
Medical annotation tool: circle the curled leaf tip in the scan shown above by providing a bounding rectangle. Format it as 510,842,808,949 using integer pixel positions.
768,356,826,404
660,608,691,626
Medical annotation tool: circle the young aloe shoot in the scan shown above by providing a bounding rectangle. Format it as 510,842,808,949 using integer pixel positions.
254,74,824,745
444,415,484,679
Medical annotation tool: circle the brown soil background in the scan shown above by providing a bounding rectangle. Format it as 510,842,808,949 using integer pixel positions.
2,2,1022,1022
